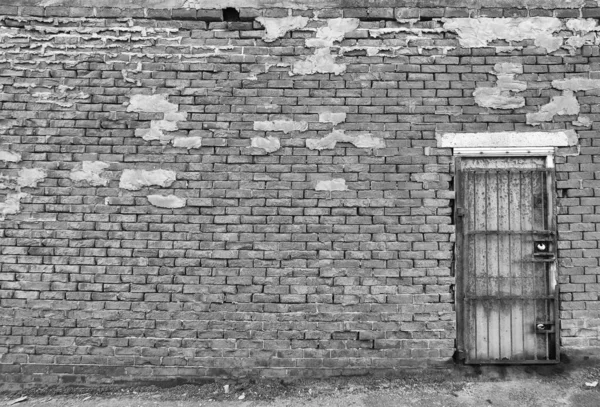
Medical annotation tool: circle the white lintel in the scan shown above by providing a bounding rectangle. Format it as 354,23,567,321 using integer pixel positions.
437,130,578,148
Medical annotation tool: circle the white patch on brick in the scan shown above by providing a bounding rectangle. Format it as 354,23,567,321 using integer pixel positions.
437,130,578,148
526,91,580,125
566,19,598,33
292,48,347,76
135,119,178,144
17,168,46,188
0,192,26,220
127,94,179,113
0,150,21,162
318,111,347,125
292,18,359,76
444,18,563,52
172,136,202,149
552,77,600,91
70,161,110,186
127,94,187,144
256,16,310,42
573,116,592,127
147,194,187,209
306,18,360,48
254,120,308,134
315,178,348,191
306,130,386,150
473,63,526,109
30,85,90,108
565,35,593,50
251,136,281,153
119,169,176,191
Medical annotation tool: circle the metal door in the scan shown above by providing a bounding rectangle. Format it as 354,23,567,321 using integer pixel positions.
455,156,559,364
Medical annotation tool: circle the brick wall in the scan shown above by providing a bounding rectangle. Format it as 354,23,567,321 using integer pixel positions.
0,0,599,389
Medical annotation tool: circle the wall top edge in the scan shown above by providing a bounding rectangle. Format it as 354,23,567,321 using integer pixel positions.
3,0,590,10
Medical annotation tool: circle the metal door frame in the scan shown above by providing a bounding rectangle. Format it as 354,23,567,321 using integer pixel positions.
454,147,560,364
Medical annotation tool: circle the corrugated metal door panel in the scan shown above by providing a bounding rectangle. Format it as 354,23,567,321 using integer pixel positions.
457,157,559,364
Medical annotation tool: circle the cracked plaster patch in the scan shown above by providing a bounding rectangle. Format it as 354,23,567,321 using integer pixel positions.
319,111,347,125
566,19,598,33
119,169,176,191
18,168,46,188
0,192,27,220
315,178,348,192
31,85,90,108
256,16,310,42
251,136,281,153
291,48,347,76
69,161,110,186
254,120,308,134
526,91,580,125
172,136,202,150
473,63,527,109
291,18,359,76
306,18,360,48
573,116,592,127
0,150,22,162
552,77,600,91
526,76,600,126
147,194,187,209
306,130,385,150
444,17,563,52
127,94,187,144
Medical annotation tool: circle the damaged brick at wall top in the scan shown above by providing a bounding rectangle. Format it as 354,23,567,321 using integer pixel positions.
0,0,599,390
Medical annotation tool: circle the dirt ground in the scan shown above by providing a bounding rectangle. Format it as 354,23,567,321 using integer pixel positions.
1,364,599,407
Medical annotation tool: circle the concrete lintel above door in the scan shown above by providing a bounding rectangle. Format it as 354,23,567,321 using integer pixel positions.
437,130,578,148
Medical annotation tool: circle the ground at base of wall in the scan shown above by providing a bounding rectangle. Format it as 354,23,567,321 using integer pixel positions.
2,365,600,407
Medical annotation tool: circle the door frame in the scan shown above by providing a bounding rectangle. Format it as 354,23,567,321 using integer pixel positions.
453,147,560,364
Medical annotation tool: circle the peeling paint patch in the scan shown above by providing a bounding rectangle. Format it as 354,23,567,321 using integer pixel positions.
0,192,27,220
306,18,360,48
127,94,179,113
251,136,281,153
69,161,110,186
526,91,580,125
566,19,598,33
256,16,309,42
147,194,187,209
291,18,360,76
172,136,202,149
0,150,22,162
316,178,348,192
119,169,176,191
319,111,347,125
18,168,46,188
30,85,90,108
306,130,385,150
437,130,578,148
444,18,563,52
573,116,592,127
291,48,347,76
474,63,526,109
127,94,187,144
552,78,600,91
254,120,308,134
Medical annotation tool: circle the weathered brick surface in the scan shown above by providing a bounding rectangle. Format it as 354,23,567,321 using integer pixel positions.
0,1,598,389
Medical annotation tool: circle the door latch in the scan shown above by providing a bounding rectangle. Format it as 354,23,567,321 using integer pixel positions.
536,322,555,333
533,240,555,261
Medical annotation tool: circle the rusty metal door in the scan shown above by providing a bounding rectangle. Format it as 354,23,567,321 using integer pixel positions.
456,156,559,364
